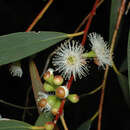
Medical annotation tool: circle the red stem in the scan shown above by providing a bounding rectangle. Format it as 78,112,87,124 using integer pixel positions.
54,0,100,125
81,0,99,46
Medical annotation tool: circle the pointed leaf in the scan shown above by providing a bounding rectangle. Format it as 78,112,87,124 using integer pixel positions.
117,74,130,107
109,0,121,43
0,120,33,130
29,60,43,113
35,112,54,126
77,120,92,130
127,30,130,95
0,31,68,66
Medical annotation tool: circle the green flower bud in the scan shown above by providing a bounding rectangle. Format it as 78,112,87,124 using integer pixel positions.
43,68,54,84
51,99,61,115
47,95,57,107
53,75,63,86
43,82,55,92
44,122,54,130
67,94,79,103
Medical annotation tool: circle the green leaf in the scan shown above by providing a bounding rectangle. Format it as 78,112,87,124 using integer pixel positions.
35,111,54,126
0,31,67,66
109,0,121,43
128,30,130,95
0,120,33,130
119,58,128,72
29,61,43,113
77,120,92,130
117,74,130,108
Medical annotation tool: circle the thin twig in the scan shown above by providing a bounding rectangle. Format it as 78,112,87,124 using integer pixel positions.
22,86,32,121
26,0,54,32
60,115,68,130
41,51,56,78
80,85,103,98
0,99,35,110
97,65,109,130
90,111,99,122
97,0,126,130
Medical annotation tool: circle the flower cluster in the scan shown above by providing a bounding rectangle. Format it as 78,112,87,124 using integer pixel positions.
37,69,79,114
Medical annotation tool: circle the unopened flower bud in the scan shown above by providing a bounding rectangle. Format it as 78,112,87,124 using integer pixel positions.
43,82,55,92
38,98,47,108
44,122,54,130
67,94,79,103
56,86,69,99
43,68,54,84
51,99,61,115
53,75,63,86
47,95,57,107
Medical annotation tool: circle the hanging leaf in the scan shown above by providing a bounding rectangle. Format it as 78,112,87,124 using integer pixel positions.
0,120,33,130
0,31,68,66
117,74,130,108
29,60,43,113
127,30,130,95
77,120,92,130
109,0,121,43
35,111,54,126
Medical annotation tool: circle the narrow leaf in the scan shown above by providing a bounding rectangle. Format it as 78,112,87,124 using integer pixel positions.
117,74,130,107
29,60,43,113
77,120,92,130
0,31,67,66
109,0,121,43
119,58,128,72
35,112,54,126
127,30,130,95
0,120,32,130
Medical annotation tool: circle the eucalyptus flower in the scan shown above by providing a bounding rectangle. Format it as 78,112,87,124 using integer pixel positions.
9,62,23,77
52,40,88,80
37,91,51,112
88,32,112,67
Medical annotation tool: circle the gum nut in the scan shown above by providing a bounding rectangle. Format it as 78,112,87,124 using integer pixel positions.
38,98,47,108
43,82,55,92
51,100,61,115
44,122,54,130
56,86,69,99
43,69,54,84
53,75,63,86
47,95,57,107
67,94,79,103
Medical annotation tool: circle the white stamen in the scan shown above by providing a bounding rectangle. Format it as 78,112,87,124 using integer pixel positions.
52,40,88,80
88,32,112,68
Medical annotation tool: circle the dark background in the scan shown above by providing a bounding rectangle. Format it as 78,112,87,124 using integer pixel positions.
0,0,130,130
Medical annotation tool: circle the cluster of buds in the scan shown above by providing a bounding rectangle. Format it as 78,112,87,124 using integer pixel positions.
37,68,79,115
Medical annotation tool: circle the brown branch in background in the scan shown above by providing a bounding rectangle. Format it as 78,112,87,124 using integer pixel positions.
26,0,54,32
97,0,126,130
